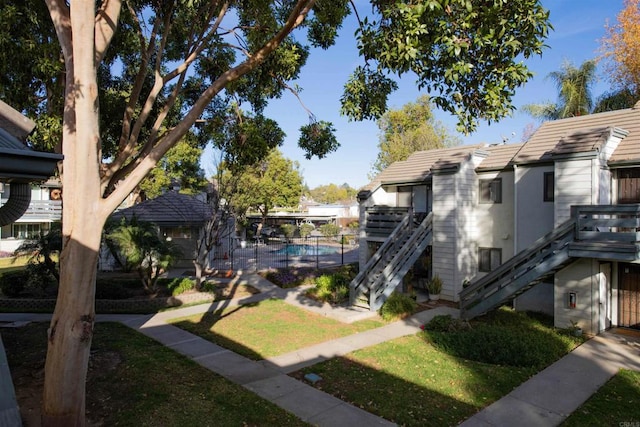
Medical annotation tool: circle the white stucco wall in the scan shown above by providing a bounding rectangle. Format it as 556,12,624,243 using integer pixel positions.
369,187,396,207
515,164,555,252
475,169,515,268
554,258,601,335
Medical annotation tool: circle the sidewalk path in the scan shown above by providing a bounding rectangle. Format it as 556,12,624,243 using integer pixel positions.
2,273,640,427
117,274,458,427
460,329,640,427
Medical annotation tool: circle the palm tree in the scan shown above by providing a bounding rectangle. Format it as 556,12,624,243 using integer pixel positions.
107,217,182,293
523,60,597,120
14,225,62,281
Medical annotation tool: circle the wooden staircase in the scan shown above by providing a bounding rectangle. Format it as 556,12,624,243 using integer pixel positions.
350,212,433,311
459,218,576,319
460,204,640,319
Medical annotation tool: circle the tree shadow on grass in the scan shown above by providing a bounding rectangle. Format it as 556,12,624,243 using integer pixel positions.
170,300,265,360
289,340,533,426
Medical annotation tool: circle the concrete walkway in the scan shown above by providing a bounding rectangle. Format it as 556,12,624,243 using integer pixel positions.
460,329,640,427
2,273,640,426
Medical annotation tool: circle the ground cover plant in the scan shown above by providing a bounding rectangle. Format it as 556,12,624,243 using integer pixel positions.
2,322,308,426
293,308,585,426
260,267,319,288
423,308,586,369
169,298,384,359
562,369,640,426
261,264,358,290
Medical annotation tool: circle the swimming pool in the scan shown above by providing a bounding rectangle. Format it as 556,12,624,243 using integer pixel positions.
273,244,338,256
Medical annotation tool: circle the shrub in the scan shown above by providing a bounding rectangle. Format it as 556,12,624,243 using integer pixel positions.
95,280,130,299
200,281,219,293
0,270,29,297
339,234,351,245
427,275,443,294
24,263,58,297
280,224,295,238
423,314,470,332
308,273,349,304
423,308,584,369
168,278,195,296
318,223,340,237
379,292,418,321
299,223,315,238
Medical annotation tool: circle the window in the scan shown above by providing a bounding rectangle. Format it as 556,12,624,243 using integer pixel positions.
397,186,412,207
479,178,502,203
13,223,41,239
479,247,502,272
543,172,554,202
163,226,192,239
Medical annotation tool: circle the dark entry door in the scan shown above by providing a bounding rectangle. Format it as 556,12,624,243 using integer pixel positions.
619,263,640,329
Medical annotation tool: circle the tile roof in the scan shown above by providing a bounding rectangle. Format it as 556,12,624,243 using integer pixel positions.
361,145,485,192
476,143,524,171
360,106,640,198
549,127,614,156
112,191,212,226
513,106,640,165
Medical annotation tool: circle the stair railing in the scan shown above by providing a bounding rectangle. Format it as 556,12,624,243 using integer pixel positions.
368,213,433,309
349,214,411,305
459,218,576,312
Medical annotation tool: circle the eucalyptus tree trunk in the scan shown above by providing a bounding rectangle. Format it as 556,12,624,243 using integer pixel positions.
41,1,111,424
40,0,315,423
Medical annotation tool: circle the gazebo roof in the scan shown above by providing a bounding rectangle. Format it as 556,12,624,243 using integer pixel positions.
112,191,213,227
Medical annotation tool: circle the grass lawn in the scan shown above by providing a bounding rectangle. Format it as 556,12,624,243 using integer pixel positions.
169,298,385,359
292,334,536,426
290,309,585,426
0,256,30,274
2,322,308,426
562,369,640,426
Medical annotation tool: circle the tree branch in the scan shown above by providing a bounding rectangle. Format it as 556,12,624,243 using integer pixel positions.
94,0,122,64
102,0,316,212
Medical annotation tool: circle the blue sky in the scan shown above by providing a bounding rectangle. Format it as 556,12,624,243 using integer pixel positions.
259,1,625,189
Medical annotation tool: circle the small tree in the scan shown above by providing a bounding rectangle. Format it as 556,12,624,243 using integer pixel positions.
229,149,303,227
107,217,182,293
371,95,460,177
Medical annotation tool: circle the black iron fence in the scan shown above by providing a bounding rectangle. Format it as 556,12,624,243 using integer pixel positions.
210,234,359,272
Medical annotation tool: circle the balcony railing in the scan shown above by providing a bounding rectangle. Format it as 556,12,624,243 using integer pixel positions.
569,204,640,260
8,199,62,222
572,204,640,243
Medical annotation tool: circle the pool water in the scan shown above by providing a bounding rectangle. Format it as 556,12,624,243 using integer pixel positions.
273,244,338,256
